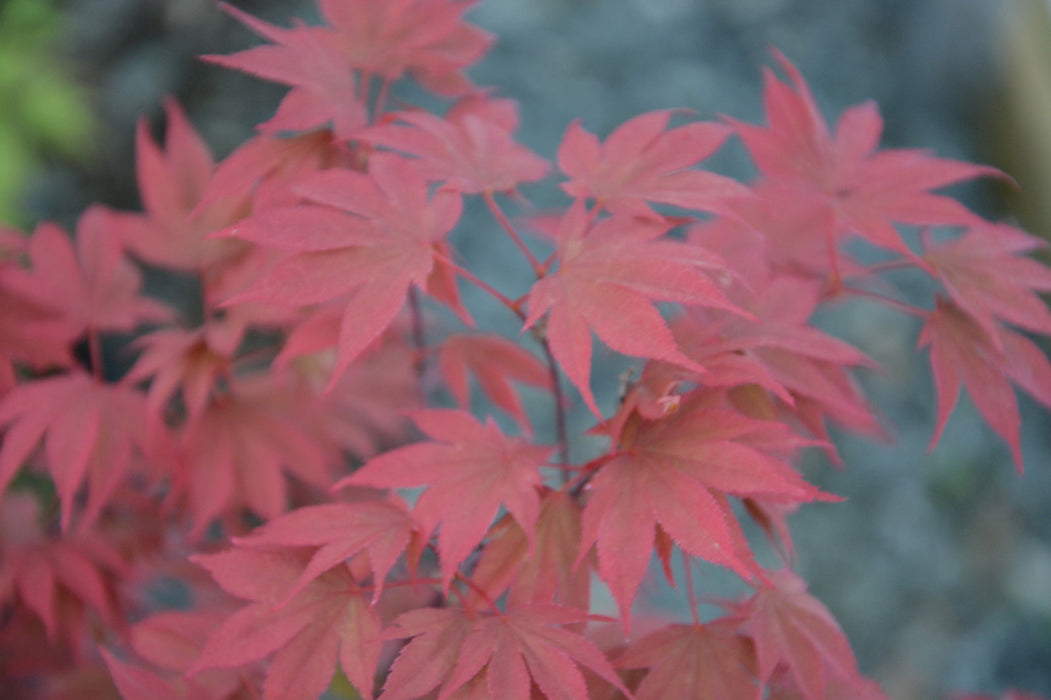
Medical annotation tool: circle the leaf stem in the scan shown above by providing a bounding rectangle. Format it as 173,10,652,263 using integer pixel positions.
539,338,570,476
88,327,104,381
834,285,928,318
484,190,544,277
358,70,372,110
436,234,571,481
360,577,444,594
454,571,504,616
239,671,262,700
198,267,214,321
408,287,429,401
433,250,524,318
565,453,614,497
373,78,392,121
681,549,701,626
825,228,842,289
853,258,922,277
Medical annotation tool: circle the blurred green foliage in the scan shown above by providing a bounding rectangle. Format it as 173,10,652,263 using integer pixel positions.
326,669,364,699
0,0,94,226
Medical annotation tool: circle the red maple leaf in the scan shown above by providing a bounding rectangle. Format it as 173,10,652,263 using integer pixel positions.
197,130,349,215
102,650,226,700
334,409,550,587
580,391,834,625
205,5,368,139
101,651,195,700
728,51,1001,268
190,548,382,700
524,200,744,415
0,373,158,528
360,96,549,194
103,98,248,273
468,488,591,611
2,210,173,339
713,183,840,282
174,375,335,536
124,324,237,426
0,494,125,647
125,609,251,699
923,223,1051,344
231,498,416,604
102,607,253,700
0,276,76,374
317,0,492,95
671,273,883,449
616,619,757,699
222,154,461,386
919,298,1051,472
438,332,552,433
380,604,630,700
557,109,750,218
0,226,78,371
294,329,420,459
735,569,877,700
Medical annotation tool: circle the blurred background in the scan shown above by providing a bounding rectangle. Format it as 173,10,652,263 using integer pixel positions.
4,0,1051,698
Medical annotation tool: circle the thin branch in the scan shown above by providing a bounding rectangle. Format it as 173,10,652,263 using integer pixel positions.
358,69,373,109
539,337,570,477
408,287,429,402
565,453,615,498
454,571,504,617
484,190,544,277
850,258,923,277
433,250,524,318
373,78,392,121
87,327,104,381
835,285,929,318
681,548,701,626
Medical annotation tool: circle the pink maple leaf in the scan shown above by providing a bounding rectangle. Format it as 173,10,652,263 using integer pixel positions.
104,98,248,272
524,200,744,415
380,604,630,700
558,109,750,218
438,332,551,433
231,498,416,604
174,375,335,536
191,548,382,700
317,0,493,95
672,273,883,449
2,210,173,339
728,51,1001,268
0,274,76,373
0,493,125,647
124,324,238,426
360,96,549,194
334,409,550,588
0,373,159,528
919,298,1051,472
205,4,368,139
468,488,591,611
736,569,877,700
616,619,757,699
222,154,461,387
197,130,350,215
102,607,253,700
580,391,834,626
923,223,1051,344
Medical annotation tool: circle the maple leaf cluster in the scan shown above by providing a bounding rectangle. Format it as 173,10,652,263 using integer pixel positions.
1,1,1049,698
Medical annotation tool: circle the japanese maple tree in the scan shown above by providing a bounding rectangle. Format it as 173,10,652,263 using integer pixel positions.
2,1,1050,698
